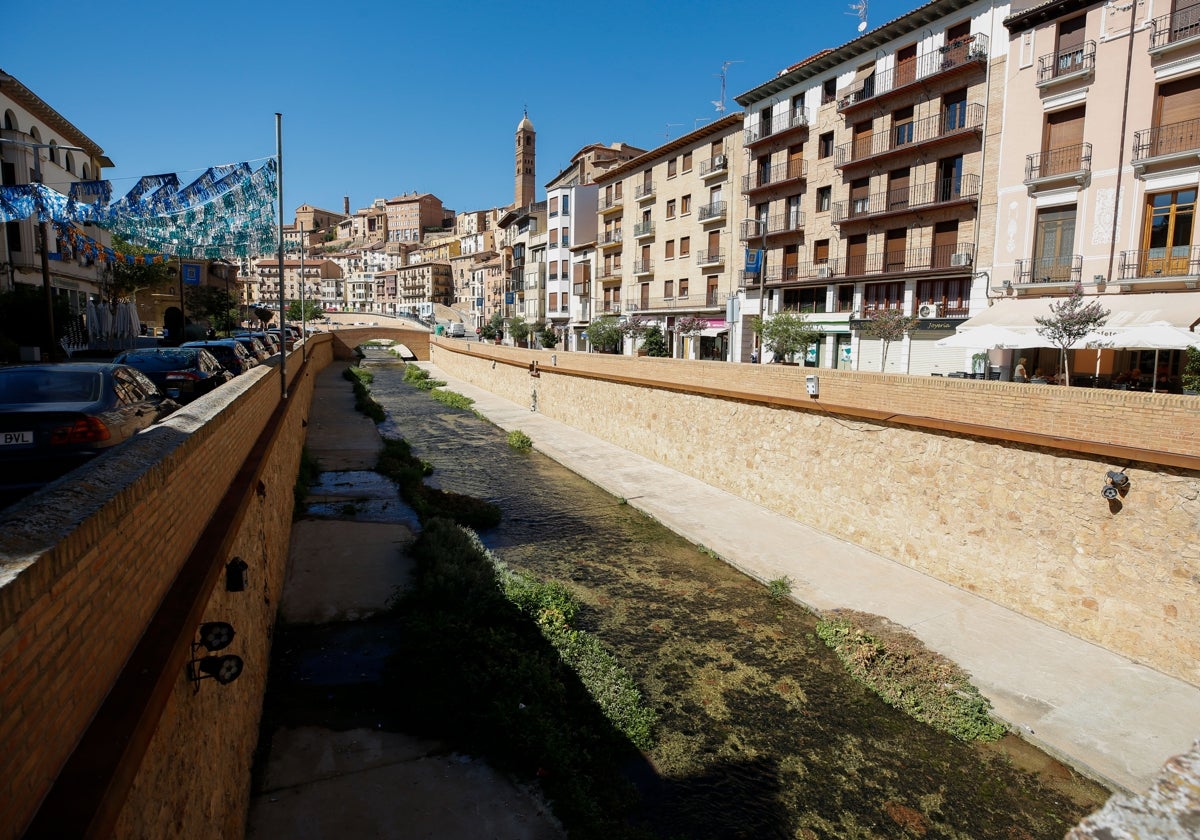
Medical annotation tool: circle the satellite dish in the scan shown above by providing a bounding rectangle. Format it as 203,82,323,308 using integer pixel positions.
857,20,868,32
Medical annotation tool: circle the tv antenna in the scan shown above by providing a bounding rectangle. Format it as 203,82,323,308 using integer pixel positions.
848,0,869,32
713,59,743,113
663,122,683,141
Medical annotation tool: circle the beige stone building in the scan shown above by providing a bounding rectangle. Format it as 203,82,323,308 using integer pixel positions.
249,258,341,307
395,260,452,312
973,0,1200,388
592,114,747,358
735,0,1009,371
385,192,452,249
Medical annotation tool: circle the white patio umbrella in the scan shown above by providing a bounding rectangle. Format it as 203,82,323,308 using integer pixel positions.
85,298,100,345
97,303,113,346
115,302,135,347
934,324,1051,349
1077,322,1200,392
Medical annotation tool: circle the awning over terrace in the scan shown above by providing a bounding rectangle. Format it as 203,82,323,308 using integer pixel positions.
960,291,1200,332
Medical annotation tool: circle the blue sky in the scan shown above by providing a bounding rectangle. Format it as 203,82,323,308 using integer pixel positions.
7,0,918,222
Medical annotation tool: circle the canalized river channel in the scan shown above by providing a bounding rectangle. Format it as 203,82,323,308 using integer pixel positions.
359,352,1109,838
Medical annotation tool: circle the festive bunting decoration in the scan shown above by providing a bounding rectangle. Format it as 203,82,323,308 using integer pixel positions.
0,159,277,259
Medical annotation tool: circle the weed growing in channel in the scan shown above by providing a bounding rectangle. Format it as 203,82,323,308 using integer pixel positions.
767,576,793,601
429,389,474,410
507,430,533,451
376,437,500,529
402,363,446,390
343,365,385,422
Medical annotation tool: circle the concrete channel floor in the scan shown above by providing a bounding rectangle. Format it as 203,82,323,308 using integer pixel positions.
250,358,1199,837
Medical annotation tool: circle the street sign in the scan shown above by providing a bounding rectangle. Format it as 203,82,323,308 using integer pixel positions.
182,264,202,286
744,248,762,274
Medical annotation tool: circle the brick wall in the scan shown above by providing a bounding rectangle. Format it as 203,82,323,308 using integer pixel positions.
0,338,333,839
431,341,1200,686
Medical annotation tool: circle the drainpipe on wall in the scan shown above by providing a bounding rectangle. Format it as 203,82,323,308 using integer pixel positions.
1107,1,1138,287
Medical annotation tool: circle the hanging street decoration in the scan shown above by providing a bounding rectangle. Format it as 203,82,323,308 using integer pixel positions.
0,159,278,259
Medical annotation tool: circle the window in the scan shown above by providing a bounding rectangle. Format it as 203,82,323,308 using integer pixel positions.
893,106,914,147
838,284,855,312
679,278,689,297
667,199,676,218
681,195,691,215
816,186,832,212
943,88,968,131
822,78,837,105
862,281,904,311
561,195,570,216
549,197,559,216
668,158,678,178
850,178,870,215
938,156,963,200
665,240,675,259
818,131,834,158
562,230,570,247
682,151,692,172
1143,189,1196,275
1033,206,1078,281
549,292,558,310
783,287,827,313
665,279,675,298
680,236,691,256
786,194,803,228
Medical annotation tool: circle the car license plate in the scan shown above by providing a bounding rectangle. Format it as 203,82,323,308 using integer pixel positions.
1,431,35,446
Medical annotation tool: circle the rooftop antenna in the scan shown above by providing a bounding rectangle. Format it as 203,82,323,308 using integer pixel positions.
713,60,743,113
848,0,869,32
663,122,683,141
694,117,711,129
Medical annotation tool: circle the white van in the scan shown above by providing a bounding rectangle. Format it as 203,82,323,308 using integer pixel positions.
447,322,466,337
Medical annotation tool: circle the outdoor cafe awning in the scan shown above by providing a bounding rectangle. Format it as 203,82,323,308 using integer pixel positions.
960,291,1200,332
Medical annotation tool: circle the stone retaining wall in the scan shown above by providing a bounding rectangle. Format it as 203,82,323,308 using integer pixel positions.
430,341,1200,687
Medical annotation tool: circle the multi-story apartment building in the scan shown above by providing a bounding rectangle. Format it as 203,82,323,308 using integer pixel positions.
736,0,1008,372
395,260,452,312
1,70,114,321
970,0,1200,384
592,114,747,359
497,200,547,324
249,258,340,308
336,198,388,246
385,192,452,249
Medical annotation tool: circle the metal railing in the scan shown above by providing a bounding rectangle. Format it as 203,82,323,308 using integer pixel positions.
1117,247,1200,280
598,228,623,246
1013,254,1083,285
1036,40,1096,84
742,158,808,192
836,33,989,111
633,259,653,275
699,155,729,177
633,221,654,238
599,193,623,212
1133,118,1200,161
739,213,805,240
698,201,727,221
635,181,655,200
1025,142,1091,182
832,174,981,222
697,249,725,266
622,293,723,311
744,108,810,145
1150,6,1200,49
841,243,976,277
835,103,984,167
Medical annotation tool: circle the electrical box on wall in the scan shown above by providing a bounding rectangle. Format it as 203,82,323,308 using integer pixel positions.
806,375,819,397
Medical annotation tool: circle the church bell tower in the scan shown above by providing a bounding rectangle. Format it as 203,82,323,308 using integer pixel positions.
515,110,535,208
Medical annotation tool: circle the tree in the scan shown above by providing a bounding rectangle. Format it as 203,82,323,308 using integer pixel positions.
104,236,176,310
862,309,919,371
752,311,824,364
587,315,624,353
674,316,706,360
641,325,669,357
507,315,532,347
622,314,652,353
1035,285,1109,387
538,323,558,348
1182,346,1200,394
186,286,240,335
253,306,276,327
287,299,325,324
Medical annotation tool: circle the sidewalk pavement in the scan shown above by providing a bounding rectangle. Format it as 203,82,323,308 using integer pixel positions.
418,361,1200,797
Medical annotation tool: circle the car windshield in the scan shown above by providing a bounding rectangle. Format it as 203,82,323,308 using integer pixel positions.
117,350,197,370
0,370,103,405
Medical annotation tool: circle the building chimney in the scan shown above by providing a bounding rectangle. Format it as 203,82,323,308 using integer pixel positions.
344,195,350,215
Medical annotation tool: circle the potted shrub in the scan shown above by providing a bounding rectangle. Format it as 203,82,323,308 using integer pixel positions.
971,351,989,379
1183,346,1200,395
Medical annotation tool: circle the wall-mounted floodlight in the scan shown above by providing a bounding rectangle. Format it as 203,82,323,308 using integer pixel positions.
188,622,243,690
1102,470,1130,500
226,558,248,592
197,621,236,651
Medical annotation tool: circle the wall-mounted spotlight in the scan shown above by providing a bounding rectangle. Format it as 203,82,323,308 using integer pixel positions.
226,558,249,592
1102,470,1130,500
188,621,243,691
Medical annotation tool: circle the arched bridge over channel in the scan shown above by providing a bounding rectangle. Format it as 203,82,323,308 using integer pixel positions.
323,324,431,361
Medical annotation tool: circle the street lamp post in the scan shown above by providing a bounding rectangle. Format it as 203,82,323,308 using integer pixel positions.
745,217,768,364
0,138,86,361
298,221,306,362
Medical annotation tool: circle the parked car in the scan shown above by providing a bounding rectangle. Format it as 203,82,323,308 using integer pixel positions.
234,330,281,354
112,347,233,403
180,340,258,376
0,363,180,499
230,335,272,363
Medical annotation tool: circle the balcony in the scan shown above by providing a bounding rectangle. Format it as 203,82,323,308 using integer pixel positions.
841,243,976,279
632,221,654,240
623,293,723,312
699,154,729,179
594,299,622,315
573,282,589,297
1117,247,1200,289
698,201,727,223
1024,143,1091,189
1132,118,1200,175
598,228,623,249
742,159,807,194
697,249,725,267
739,213,805,241
635,181,655,202
832,175,981,224
633,259,653,276
744,108,810,147
1036,41,1096,87
599,193,623,214
837,33,989,115
835,103,984,169
1150,6,1200,54
1012,254,1083,288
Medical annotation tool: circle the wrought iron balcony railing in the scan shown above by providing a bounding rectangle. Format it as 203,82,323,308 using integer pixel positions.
742,159,808,192
697,249,725,266
744,108,810,145
836,103,984,167
1117,247,1200,280
739,213,805,241
1025,143,1091,183
635,181,655,200
1036,40,1096,85
1150,6,1200,50
698,201,727,222
1013,254,1083,285
832,175,981,223
1133,118,1200,162
836,33,989,111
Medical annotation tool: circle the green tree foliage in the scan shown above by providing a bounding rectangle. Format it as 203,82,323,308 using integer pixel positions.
1035,285,1110,387
753,311,823,363
641,324,669,357
538,322,558,349
587,315,624,353
185,285,239,335
507,315,531,347
286,298,325,324
104,235,176,310
1183,346,1200,393
253,306,276,327
862,308,920,371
